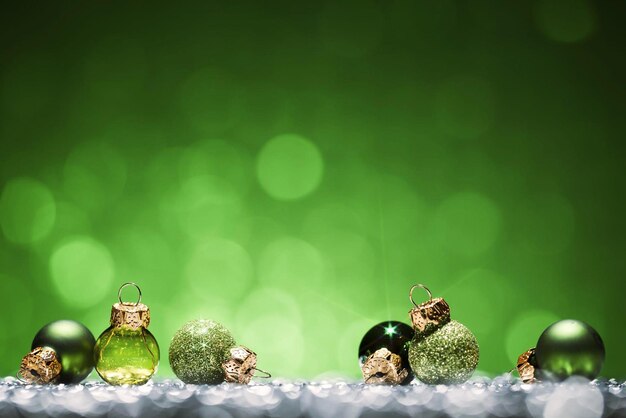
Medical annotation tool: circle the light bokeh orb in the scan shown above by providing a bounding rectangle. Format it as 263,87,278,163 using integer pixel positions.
0,177,56,244
256,134,324,200
543,377,603,418
49,236,115,309
505,309,560,364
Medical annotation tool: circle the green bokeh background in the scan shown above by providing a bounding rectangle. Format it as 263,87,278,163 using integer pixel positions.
1,0,624,380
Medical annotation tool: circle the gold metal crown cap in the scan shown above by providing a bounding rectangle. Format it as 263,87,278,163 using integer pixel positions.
408,284,451,334
516,347,538,384
110,302,150,329
222,346,258,384
361,348,408,385
19,347,62,384
110,282,150,329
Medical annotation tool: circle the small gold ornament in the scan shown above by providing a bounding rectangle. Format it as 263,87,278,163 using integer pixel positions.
408,284,451,336
222,346,258,384
19,347,62,384
516,347,538,383
407,284,480,385
361,347,409,385
94,282,160,385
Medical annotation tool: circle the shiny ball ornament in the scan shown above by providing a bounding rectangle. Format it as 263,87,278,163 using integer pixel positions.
94,283,160,385
407,284,479,384
20,320,96,384
169,319,236,384
535,319,605,381
358,321,414,384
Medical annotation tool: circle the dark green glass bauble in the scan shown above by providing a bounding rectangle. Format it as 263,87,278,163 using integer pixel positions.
358,321,414,384
408,320,479,385
31,320,96,384
169,319,236,384
535,319,605,381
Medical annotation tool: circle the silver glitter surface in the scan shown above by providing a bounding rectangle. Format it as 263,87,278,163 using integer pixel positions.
0,376,624,418
168,320,236,384
409,320,480,385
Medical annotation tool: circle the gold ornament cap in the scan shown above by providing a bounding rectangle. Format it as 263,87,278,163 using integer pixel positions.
110,282,150,330
408,284,451,335
361,348,408,385
19,347,62,384
516,347,539,384
222,346,258,384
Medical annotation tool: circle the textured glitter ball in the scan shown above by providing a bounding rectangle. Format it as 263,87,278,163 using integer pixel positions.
408,320,479,384
169,319,236,384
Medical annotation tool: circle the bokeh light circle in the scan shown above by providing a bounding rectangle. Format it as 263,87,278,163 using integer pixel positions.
505,309,559,364
49,236,115,309
435,76,495,140
0,177,56,244
256,134,324,200
543,377,603,418
435,192,501,256
184,238,253,303
258,237,326,289
534,0,596,43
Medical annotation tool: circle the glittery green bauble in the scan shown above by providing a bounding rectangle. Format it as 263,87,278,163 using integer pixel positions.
168,320,236,384
408,320,479,384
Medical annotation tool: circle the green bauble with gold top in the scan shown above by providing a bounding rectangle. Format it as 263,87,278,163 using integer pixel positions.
22,320,96,384
408,320,479,384
406,284,479,385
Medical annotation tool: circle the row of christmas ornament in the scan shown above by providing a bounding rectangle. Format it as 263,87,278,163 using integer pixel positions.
18,283,265,385
18,282,605,386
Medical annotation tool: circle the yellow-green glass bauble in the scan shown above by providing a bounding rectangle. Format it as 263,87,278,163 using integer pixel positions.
169,319,236,384
94,283,160,385
407,284,479,384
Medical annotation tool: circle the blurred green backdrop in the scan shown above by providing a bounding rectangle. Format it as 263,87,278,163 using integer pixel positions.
1,0,624,380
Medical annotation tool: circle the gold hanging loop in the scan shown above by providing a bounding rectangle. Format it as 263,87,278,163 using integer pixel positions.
118,282,142,306
409,284,432,308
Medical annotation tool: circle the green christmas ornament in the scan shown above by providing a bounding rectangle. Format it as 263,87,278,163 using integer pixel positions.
169,319,236,384
94,283,160,386
407,284,479,384
535,319,605,381
19,320,96,384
